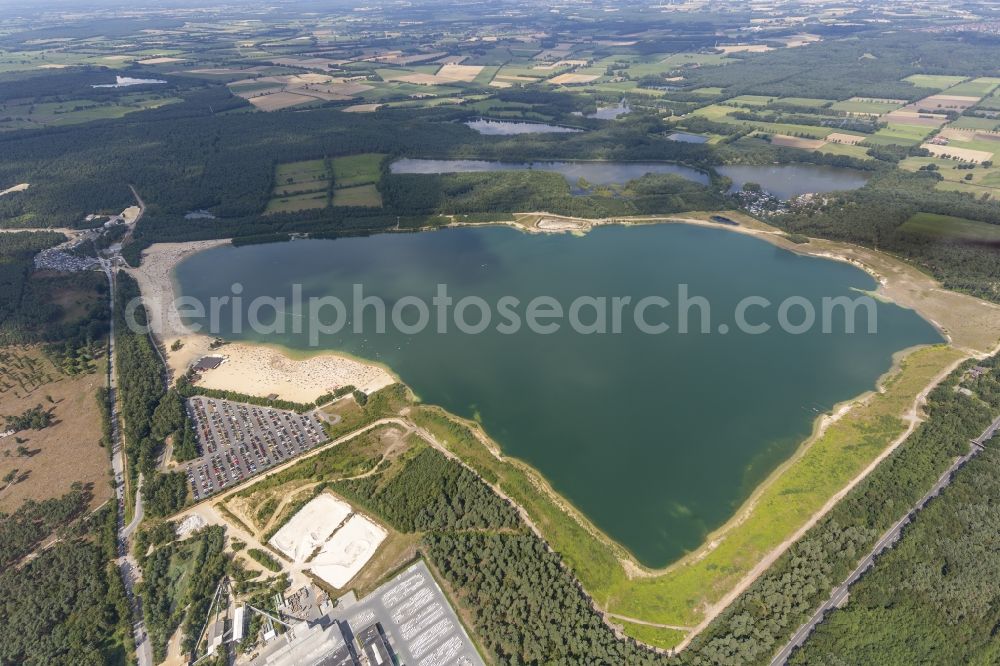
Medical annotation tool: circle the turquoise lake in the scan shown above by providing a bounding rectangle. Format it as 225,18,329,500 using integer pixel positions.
174,224,941,567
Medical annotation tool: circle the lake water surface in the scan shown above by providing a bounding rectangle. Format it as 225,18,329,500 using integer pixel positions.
175,224,940,566
465,118,583,135
390,158,710,188
717,164,871,199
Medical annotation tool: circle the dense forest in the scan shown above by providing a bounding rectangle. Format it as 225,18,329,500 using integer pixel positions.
333,447,521,532
0,483,92,568
0,501,129,665
113,273,167,487
682,34,1000,100
791,447,1000,664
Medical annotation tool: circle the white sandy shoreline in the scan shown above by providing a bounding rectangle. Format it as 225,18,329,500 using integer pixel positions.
128,240,395,403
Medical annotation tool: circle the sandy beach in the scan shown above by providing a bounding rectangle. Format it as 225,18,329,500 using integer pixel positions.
128,241,394,403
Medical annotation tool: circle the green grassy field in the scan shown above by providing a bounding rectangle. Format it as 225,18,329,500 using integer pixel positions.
332,184,382,207
265,191,328,213
942,76,1000,97
659,52,732,68
724,94,774,107
900,212,1000,242
864,122,932,146
903,74,968,91
830,98,903,115
331,153,383,187
818,142,874,160
268,159,330,211
617,621,687,651
776,97,834,107
976,91,1000,111
410,344,963,639
948,116,1000,131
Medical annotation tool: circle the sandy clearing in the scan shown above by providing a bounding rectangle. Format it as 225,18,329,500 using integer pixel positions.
269,493,352,562
0,183,29,197
549,72,600,85
310,513,387,588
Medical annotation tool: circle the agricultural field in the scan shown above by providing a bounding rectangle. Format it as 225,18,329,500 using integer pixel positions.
267,159,331,213
0,346,110,513
830,97,904,115
902,74,968,91
864,122,932,146
942,76,1000,98
266,154,385,211
899,212,1000,243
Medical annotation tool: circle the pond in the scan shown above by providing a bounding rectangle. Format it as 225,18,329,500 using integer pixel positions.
667,131,709,144
465,118,584,135
92,76,167,89
175,223,941,567
390,158,710,188
574,99,631,120
717,164,871,200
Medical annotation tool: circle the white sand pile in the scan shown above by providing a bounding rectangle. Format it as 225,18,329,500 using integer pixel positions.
269,494,352,562
311,514,388,588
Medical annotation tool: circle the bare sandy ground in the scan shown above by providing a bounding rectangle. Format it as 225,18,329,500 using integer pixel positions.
0,183,29,197
129,241,395,402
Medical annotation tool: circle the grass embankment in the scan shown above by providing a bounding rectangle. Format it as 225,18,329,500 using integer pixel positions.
411,344,964,642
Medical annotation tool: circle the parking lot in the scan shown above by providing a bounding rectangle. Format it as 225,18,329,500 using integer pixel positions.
341,560,484,666
183,396,327,499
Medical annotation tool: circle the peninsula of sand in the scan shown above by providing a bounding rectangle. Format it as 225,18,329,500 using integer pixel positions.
128,240,395,404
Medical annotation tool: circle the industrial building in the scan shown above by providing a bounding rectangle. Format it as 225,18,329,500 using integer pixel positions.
244,561,483,666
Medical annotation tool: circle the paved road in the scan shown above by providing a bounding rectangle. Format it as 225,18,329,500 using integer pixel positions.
102,253,153,666
771,412,1000,665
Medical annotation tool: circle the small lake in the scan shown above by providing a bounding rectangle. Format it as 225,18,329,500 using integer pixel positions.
574,99,631,120
390,158,710,188
667,131,709,144
175,224,941,567
717,164,871,200
92,76,167,89
465,118,584,135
